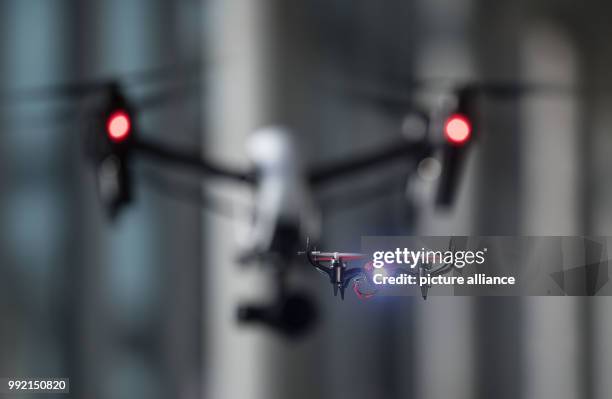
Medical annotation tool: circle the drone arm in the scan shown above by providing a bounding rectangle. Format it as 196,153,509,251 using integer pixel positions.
308,140,431,187
304,243,333,278
132,129,430,189
133,136,256,184
313,263,333,279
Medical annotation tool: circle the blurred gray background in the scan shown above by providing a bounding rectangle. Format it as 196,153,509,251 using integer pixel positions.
1,1,612,398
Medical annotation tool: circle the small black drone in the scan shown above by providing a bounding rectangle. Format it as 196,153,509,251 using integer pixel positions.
302,247,366,299
300,238,459,300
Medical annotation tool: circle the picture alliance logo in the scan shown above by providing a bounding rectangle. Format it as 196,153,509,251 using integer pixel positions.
371,247,488,269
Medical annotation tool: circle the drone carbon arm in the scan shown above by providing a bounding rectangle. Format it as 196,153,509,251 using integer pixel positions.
133,137,256,184
305,247,333,278
308,140,432,187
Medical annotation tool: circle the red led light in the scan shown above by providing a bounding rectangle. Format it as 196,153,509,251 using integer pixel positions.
106,111,131,142
444,114,472,146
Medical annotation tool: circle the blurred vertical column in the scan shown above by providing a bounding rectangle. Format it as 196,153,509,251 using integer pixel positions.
410,1,476,399
204,1,293,399
77,1,161,397
590,96,612,399
580,16,612,399
469,2,526,398
0,0,76,381
594,295,612,399
519,22,583,399
589,90,612,395
204,0,335,398
74,1,202,398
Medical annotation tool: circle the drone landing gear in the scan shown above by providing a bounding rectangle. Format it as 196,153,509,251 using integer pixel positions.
327,260,363,300
300,239,366,300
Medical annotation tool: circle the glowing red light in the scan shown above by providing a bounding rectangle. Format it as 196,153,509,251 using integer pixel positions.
444,114,472,146
107,111,131,142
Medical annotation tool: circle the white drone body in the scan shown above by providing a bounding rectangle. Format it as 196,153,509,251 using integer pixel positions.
244,126,320,260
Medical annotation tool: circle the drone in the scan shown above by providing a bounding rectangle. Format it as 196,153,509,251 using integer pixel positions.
78,83,469,334
300,243,366,299
1,64,590,337
300,238,460,300
13,76,475,336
